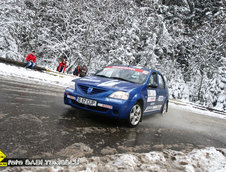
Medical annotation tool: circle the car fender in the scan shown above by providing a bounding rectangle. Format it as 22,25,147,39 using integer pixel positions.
131,93,144,105
130,92,146,122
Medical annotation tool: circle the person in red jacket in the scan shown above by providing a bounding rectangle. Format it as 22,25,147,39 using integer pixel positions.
25,50,36,69
57,59,67,73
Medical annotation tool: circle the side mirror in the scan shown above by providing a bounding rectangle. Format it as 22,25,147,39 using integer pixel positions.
148,83,158,88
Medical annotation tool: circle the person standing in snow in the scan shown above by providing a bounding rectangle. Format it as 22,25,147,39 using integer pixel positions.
25,50,36,69
57,59,67,73
73,65,87,77
80,65,87,77
73,65,80,76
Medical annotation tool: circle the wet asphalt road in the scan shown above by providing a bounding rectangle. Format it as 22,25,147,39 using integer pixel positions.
0,76,226,159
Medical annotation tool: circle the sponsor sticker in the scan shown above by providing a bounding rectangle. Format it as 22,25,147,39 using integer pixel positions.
147,90,156,97
97,103,113,109
97,80,120,87
153,105,159,110
147,97,156,102
158,96,164,102
147,90,157,102
80,77,101,82
106,66,148,74
144,105,162,112
67,95,76,100
144,106,154,112
143,71,149,75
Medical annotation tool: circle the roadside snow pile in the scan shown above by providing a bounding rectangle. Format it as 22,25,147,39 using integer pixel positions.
0,63,75,87
170,102,226,120
3,147,226,172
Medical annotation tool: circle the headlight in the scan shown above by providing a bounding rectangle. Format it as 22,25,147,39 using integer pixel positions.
68,81,75,90
109,91,129,100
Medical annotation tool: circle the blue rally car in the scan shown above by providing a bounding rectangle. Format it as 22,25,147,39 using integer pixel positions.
64,65,168,127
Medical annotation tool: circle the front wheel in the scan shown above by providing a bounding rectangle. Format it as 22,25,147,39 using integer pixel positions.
128,103,142,127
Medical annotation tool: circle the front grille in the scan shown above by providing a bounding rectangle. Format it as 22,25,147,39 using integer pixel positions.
71,100,108,112
78,84,106,94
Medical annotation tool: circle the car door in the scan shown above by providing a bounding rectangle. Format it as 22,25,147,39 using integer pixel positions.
156,73,167,110
143,72,159,114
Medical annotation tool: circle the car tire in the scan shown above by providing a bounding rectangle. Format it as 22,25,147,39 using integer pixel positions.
161,101,168,115
128,103,142,127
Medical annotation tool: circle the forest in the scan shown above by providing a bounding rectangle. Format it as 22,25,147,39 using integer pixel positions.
0,0,225,111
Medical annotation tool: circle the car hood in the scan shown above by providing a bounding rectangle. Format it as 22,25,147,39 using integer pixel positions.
75,76,142,91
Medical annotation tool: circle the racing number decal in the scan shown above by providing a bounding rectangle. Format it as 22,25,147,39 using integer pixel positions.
147,90,156,102
144,90,157,113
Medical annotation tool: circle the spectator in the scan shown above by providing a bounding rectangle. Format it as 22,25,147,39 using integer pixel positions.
73,65,80,76
25,50,36,69
57,59,67,73
80,65,87,77
73,65,87,77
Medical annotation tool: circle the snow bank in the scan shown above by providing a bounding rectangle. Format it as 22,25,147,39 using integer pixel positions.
0,63,75,87
3,147,226,172
169,102,226,120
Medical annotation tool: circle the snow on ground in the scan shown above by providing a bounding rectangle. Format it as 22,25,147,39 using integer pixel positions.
0,63,76,88
1,62,226,171
2,147,226,172
170,102,226,120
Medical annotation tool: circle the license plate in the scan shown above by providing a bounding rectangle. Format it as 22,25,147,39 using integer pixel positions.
77,97,97,106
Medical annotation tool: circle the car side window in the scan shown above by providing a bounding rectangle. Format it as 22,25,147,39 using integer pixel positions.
149,72,158,87
158,74,165,89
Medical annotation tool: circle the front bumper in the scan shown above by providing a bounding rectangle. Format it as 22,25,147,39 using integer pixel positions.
64,88,136,119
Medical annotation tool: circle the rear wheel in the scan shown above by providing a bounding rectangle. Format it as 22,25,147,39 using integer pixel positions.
128,103,142,127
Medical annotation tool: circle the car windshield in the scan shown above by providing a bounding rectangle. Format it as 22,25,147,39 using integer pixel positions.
95,66,149,84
